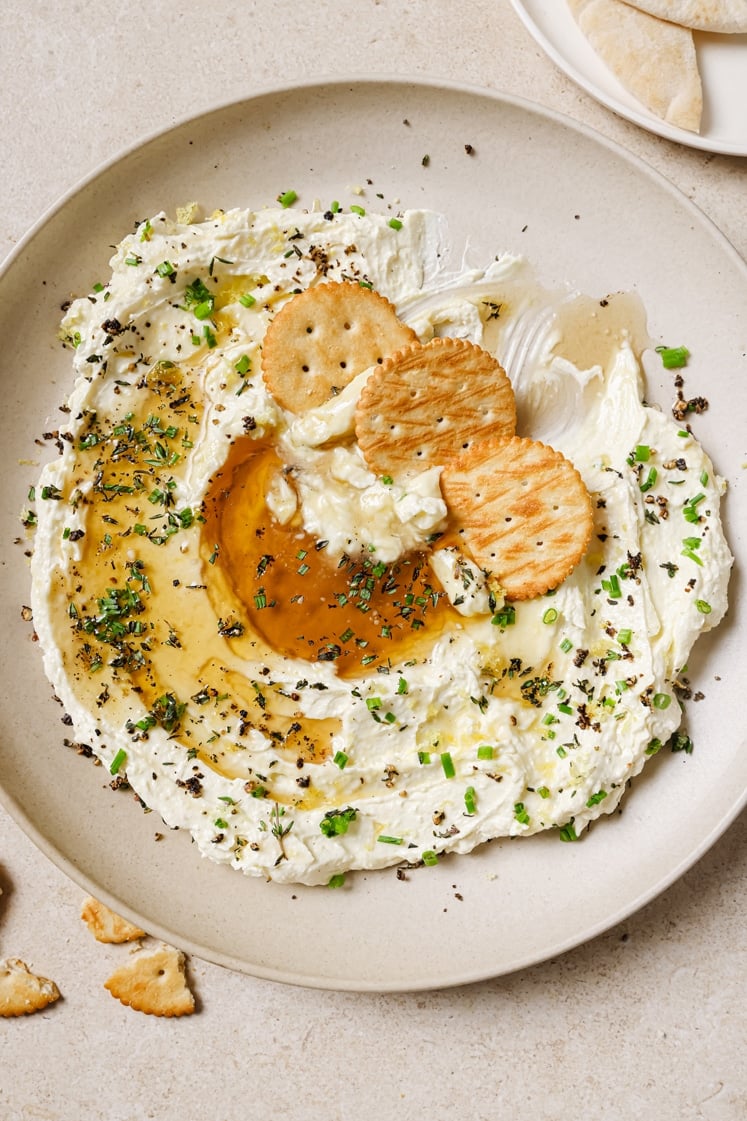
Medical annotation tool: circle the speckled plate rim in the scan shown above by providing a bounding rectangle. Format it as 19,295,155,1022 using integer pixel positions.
510,0,747,155
0,76,745,992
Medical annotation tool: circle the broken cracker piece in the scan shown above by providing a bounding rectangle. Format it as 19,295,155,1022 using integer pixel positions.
80,896,146,944
440,435,593,600
0,957,61,1017
355,337,516,478
261,281,417,413
104,945,195,1017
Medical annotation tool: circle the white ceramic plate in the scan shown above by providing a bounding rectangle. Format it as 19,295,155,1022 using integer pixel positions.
1,79,745,992
511,0,747,154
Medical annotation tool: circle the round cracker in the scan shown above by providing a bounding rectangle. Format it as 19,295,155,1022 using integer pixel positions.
261,281,417,413
355,337,516,477
440,435,593,600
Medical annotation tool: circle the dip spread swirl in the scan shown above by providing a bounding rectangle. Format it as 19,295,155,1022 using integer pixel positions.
29,203,732,885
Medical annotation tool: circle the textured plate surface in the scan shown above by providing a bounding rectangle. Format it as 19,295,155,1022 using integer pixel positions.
0,78,745,991
511,0,747,154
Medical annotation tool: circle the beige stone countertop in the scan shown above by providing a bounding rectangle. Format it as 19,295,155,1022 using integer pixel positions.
1,2,745,1119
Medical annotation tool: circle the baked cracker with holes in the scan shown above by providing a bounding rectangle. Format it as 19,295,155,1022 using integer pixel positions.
355,337,516,478
441,434,593,600
261,281,417,413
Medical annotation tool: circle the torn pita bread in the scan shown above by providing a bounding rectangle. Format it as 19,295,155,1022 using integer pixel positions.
104,945,195,1017
440,435,593,600
80,896,146,943
0,957,61,1017
568,0,703,132
623,0,747,32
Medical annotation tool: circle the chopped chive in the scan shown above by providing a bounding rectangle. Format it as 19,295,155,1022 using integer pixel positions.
109,748,127,775
350,204,366,216
366,696,382,711
377,834,403,845
514,802,530,825
214,817,228,829
277,189,298,207
239,292,256,307
558,821,578,842
333,750,349,770
586,790,607,807
329,200,341,213
234,354,251,375
440,752,456,779
388,217,403,230
560,638,573,653
640,467,658,493
537,786,551,799
397,677,409,695
695,599,712,615
618,628,632,645
491,605,516,627
645,738,662,756
542,607,558,625
422,850,439,866
655,345,689,369
653,692,671,710
634,445,651,462
464,786,477,815
417,750,431,765
328,873,346,888
477,745,494,760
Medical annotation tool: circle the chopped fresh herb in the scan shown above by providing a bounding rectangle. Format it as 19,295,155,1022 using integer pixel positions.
388,217,403,230
645,738,662,756
558,821,578,842
695,599,712,615
421,850,438,866
652,692,672,710
440,752,456,779
377,834,403,845
477,745,494,760
491,605,516,628
542,607,558,625
586,790,608,807
328,873,346,888
109,748,127,775
277,189,298,208
656,345,689,369
320,806,357,837
464,786,477,815
514,802,530,826
333,750,349,770
350,205,366,216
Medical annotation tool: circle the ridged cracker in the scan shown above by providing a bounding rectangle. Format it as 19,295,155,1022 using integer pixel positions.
261,281,417,413
104,945,195,1017
0,957,61,1017
81,896,146,944
355,337,516,477
440,435,593,600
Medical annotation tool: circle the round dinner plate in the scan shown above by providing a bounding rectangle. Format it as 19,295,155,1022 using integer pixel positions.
511,0,747,155
1,78,745,992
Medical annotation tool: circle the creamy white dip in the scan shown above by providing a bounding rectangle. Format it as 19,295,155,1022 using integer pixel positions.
29,203,733,885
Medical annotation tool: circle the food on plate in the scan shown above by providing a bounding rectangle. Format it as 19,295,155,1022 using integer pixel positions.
623,0,747,33
0,957,61,1017
355,337,516,477
568,0,703,131
104,945,195,1016
440,435,593,601
261,279,417,412
29,201,732,886
80,896,146,943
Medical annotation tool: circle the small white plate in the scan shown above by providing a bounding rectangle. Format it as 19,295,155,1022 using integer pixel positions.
511,0,747,154
0,79,745,991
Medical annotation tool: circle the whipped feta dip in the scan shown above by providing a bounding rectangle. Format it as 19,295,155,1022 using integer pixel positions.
29,202,733,885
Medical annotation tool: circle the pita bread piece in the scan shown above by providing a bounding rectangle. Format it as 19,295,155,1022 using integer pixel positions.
80,896,146,944
261,281,417,413
104,945,195,1017
568,0,703,132
0,957,61,1017
355,337,516,478
623,0,747,32
441,435,593,600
